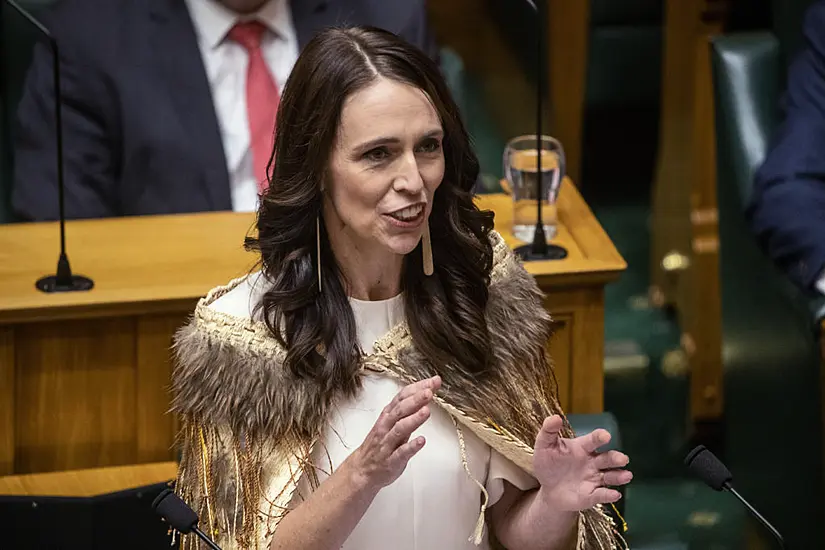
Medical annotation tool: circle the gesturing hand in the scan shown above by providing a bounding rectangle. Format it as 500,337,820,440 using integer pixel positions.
532,415,632,512
346,375,441,491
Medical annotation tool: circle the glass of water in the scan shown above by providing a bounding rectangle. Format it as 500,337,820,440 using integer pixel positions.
503,135,565,243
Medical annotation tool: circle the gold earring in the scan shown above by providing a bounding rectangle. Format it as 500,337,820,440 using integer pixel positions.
316,215,322,292
422,222,434,276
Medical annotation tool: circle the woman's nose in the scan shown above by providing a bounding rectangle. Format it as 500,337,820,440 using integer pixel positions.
393,153,425,193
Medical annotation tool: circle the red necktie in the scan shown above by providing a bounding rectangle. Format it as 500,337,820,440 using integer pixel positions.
228,21,280,193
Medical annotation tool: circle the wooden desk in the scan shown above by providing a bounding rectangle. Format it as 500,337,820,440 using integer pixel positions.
0,213,259,476
0,461,177,497
0,179,624,476
479,181,626,417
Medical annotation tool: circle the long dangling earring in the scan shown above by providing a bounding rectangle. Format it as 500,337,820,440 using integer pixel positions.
316,215,323,293
422,222,434,276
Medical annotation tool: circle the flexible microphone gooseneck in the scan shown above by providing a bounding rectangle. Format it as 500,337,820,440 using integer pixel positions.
685,445,785,548
152,488,223,550
514,0,566,262
4,0,93,293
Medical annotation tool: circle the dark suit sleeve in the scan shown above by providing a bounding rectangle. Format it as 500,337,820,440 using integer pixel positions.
12,5,120,221
396,0,439,62
748,2,825,290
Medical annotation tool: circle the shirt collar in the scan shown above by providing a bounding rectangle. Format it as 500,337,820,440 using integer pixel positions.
185,0,295,50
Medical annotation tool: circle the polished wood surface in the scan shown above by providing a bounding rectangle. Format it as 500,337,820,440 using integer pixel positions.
547,0,589,186
649,0,730,426
0,327,13,475
1,179,623,475
479,179,626,286
0,211,259,324
0,461,177,497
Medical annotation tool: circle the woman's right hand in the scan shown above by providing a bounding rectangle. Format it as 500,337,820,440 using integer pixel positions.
345,375,442,491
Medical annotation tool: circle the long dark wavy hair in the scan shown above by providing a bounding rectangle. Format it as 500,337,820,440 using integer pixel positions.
245,26,495,399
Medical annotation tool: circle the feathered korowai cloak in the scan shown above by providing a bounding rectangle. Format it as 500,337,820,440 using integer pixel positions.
169,231,626,549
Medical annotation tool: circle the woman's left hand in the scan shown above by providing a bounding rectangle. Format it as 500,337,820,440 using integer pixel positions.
532,415,632,512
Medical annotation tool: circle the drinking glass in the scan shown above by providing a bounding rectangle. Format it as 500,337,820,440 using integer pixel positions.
503,135,565,242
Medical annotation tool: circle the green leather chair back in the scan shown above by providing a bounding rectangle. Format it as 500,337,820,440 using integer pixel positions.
711,33,825,548
711,33,781,204
0,0,59,223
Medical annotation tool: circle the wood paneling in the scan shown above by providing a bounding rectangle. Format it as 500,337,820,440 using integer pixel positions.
650,0,729,307
14,318,137,473
544,288,606,414
547,312,573,411
684,36,724,421
547,0,590,186
0,326,14,475
649,0,730,426
136,313,188,463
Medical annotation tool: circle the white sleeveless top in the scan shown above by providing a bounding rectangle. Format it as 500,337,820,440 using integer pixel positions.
210,273,537,549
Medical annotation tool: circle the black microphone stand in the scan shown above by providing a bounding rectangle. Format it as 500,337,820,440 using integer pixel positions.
724,482,785,548
5,0,93,292
515,0,566,261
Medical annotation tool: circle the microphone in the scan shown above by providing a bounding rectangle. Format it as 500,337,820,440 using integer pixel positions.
685,445,785,548
152,488,223,550
4,0,93,293
513,0,566,262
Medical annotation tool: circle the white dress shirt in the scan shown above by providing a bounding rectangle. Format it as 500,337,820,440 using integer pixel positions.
184,0,299,212
817,272,825,295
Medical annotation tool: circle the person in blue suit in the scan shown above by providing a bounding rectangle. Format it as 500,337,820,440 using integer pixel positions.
748,1,825,296
12,0,436,221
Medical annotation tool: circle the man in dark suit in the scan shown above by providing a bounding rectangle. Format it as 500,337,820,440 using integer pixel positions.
12,0,437,221
748,1,825,296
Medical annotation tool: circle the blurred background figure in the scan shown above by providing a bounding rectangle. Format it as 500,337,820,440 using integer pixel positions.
10,0,436,220
748,1,825,298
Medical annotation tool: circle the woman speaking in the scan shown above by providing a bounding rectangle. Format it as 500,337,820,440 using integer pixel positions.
171,26,631,550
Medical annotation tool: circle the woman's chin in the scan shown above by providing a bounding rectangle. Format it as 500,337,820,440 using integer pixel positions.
383,234,423,257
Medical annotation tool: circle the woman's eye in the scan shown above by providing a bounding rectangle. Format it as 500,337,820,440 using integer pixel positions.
364,147,390,162
418,139,441,153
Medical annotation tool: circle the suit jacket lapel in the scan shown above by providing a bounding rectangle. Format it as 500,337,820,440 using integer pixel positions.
148,0,232,211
